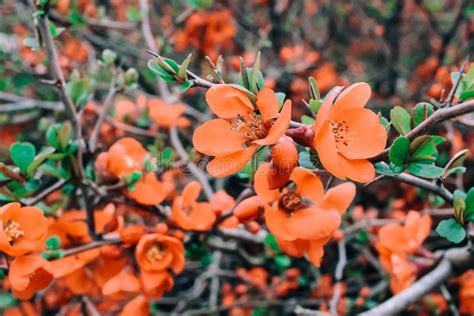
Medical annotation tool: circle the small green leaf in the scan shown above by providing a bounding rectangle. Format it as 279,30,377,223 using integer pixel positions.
126,5,141,22
178,53,192,80
389,136,410,167
264,233,280,252
407,162,444,179
274,255,291,268
10,142,36,173
390,106,411,135
301,115,314,125
309,99,323,113
250,52,261,93
375,162,401,176
435,218,466,243
239,57,250,90
178,80,194,92
275,92,286,109
308,76,320,100
46,235,61,250
411,102,434,128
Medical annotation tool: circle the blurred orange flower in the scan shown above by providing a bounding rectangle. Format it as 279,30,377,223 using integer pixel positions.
141,270,174,299
375,211,432,293
193,85,292,177
127,172,168,206
312,82,387,182
148,99,190,128
102,271,141,298
120,295,150,316
8,255,53,300
171,181,216,231
0,203,48,256
135,233,185,274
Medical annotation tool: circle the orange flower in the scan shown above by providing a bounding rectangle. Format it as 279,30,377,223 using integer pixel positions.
312,83,387,182
375,211,432,293
141,270,174,299
148,99,190,128
458,270,474,314
255,163,355,266
120,295,150,316
233,196,263,224
0,203,48,256
103,137,148,178
171,181,216,231
135,233,185,274
102,271,141,297
193,85,292,177
126,172,168,206
8,255,53,300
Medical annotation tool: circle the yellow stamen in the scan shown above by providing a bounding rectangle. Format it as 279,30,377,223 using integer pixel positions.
231,114,271,141
145,242,166,263
4,220,24,243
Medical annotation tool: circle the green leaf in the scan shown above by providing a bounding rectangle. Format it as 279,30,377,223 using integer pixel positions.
375,162,401,176
250,52,261,93
309,99,323,113
66,77,90,107
389,136,410,167
178,53,192,80
460,89,474,101
407,162,444,179
308,76,320,100
435,218,466,243
126,5,141,22
274,255,291,268
46,235,61,250
409,135,444,161
390,106,411,135
411,102,434,128
239,57,250,90
299,151,315,169
301,115,314,125
0,293,16,309
26,147,56,176
264,233,280,252
10,142,36,173
178,80,194,92
275,92,286,109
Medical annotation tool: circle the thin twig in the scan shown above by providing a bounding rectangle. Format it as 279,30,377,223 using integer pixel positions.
329,239,347,314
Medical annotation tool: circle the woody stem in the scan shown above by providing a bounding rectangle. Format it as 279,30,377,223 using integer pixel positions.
34,3,98,240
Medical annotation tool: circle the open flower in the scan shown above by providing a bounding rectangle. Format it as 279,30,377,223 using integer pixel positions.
102,137,148,178
0,203,48,256
102,271,141,298
8,255,53,300
312,83,387,182
255,163,355,266
127,172,168,206
193,85,292,177
135,233,185,274
141,270,174,299
375,211,432,294
148,98,190,128
171,181,216,231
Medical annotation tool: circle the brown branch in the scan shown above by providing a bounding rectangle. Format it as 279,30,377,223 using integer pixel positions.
371,99,474,162
34,6,97,239
385,172,454,204
60,237,121,257
360,247,473,315
89,71,121,152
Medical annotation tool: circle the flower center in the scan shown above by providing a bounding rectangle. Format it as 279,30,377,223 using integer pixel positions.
3,220,24,243
145,242,166,263
231,114,271,142
279,191,303,213
329,120,352,151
